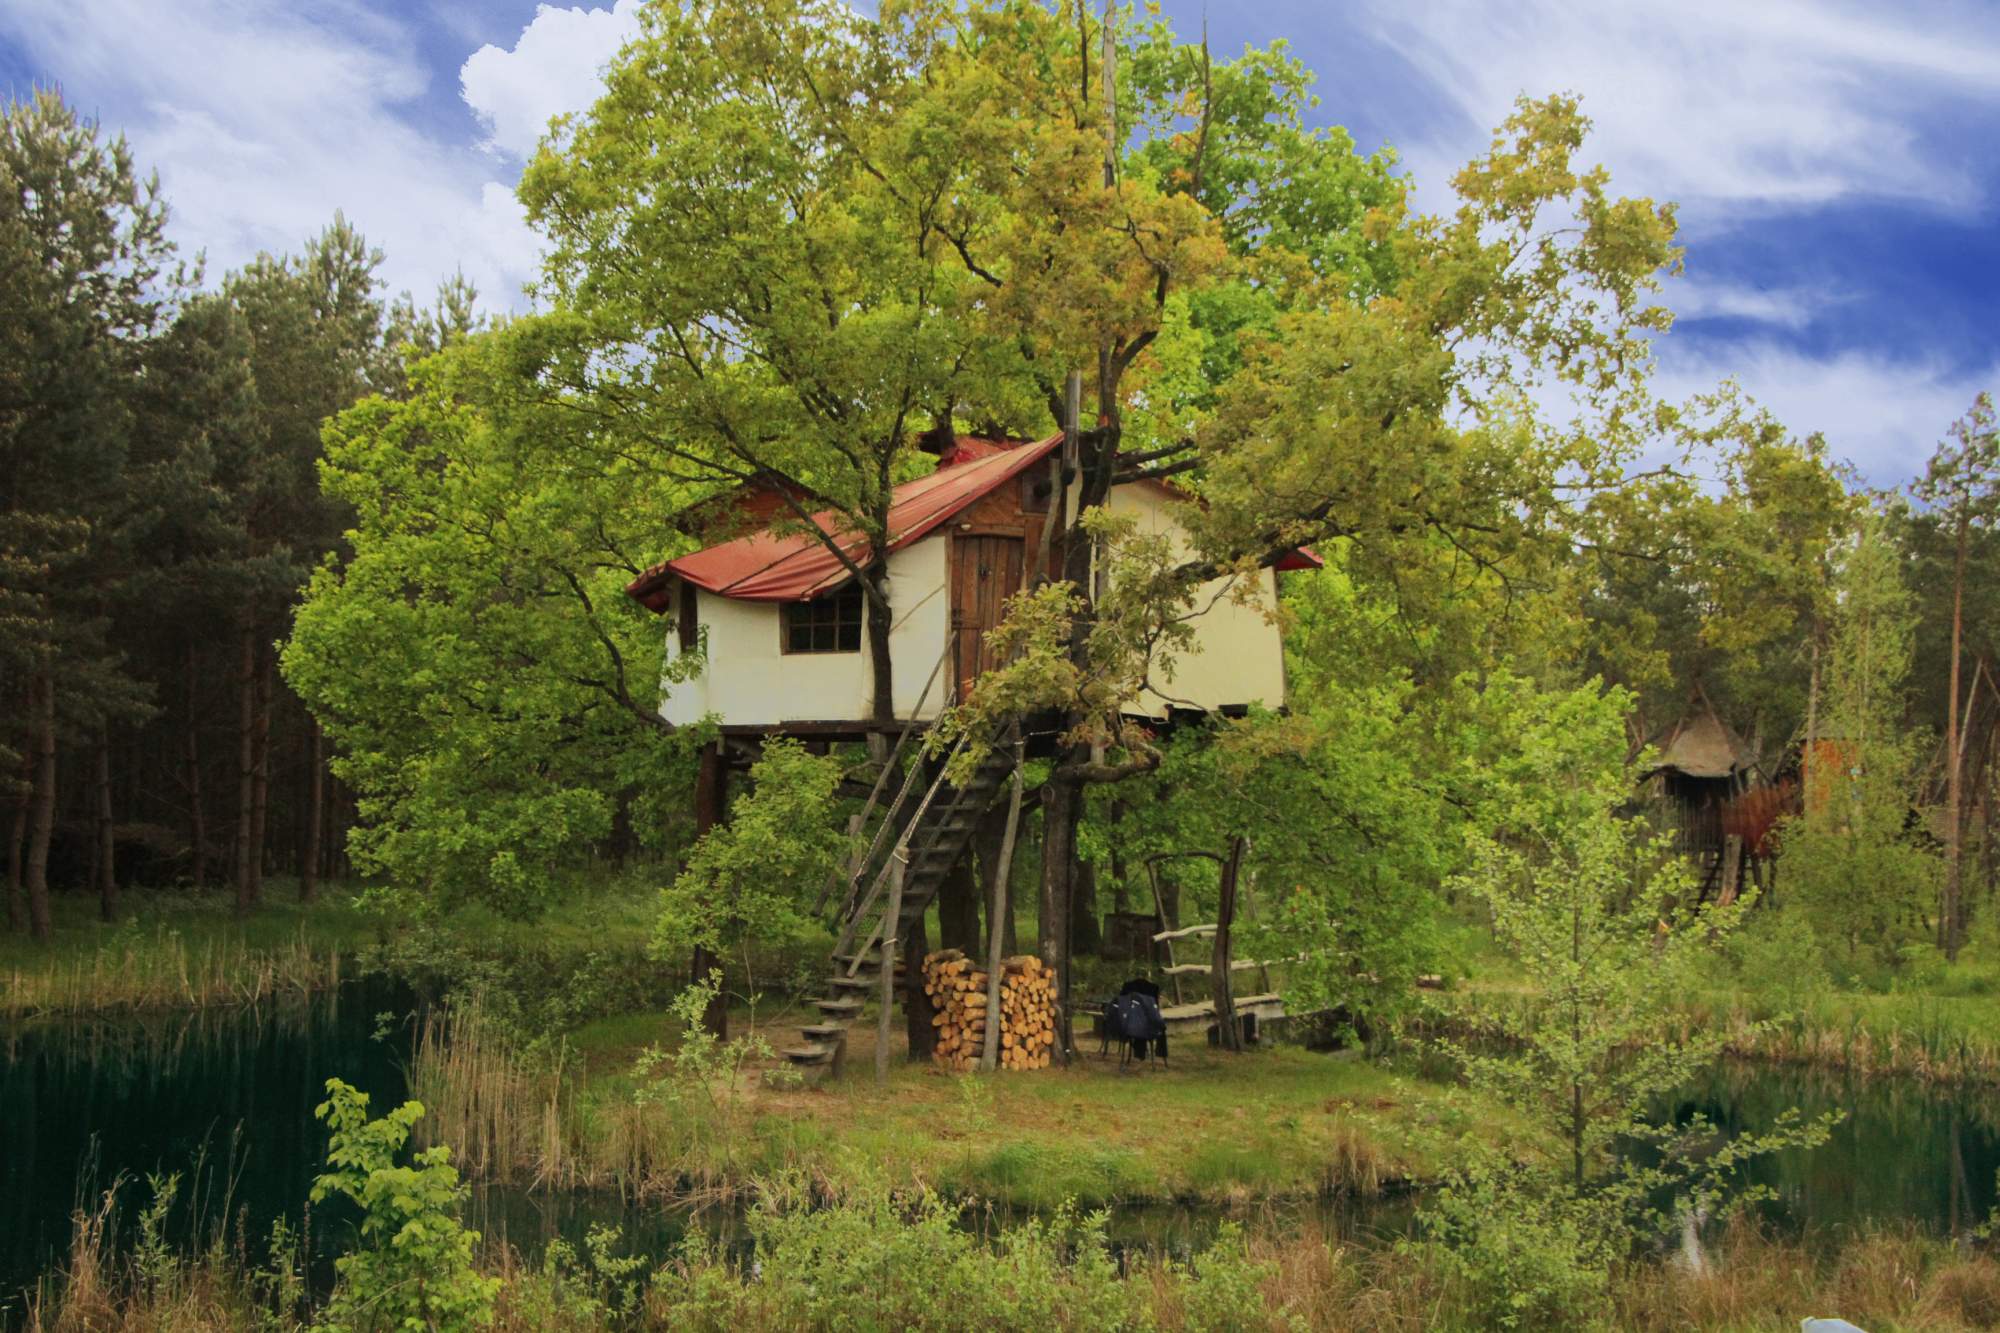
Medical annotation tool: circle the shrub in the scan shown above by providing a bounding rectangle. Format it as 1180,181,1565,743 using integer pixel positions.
310,1078,499,1332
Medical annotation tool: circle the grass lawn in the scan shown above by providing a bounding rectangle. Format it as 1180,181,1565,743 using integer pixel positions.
522,993,1512,1208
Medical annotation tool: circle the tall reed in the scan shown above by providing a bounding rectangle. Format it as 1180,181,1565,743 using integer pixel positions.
3,926,340,1020
408,1002,583,1191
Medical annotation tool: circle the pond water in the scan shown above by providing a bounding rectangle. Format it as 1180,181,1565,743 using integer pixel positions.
3,981,1997,1316
0,979,696,1319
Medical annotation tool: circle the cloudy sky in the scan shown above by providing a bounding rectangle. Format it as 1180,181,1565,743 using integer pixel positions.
4,1,1996,484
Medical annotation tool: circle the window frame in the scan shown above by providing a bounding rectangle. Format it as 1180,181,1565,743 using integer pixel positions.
779,582,865,655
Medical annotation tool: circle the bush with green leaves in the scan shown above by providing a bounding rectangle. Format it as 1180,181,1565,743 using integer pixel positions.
651,736,845,963
1417,676,1833,1329
629,971,778,1173
310,1078,499,1332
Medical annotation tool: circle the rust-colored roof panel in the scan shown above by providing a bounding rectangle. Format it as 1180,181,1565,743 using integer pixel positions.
626,432,1324,611
627,434,1062,608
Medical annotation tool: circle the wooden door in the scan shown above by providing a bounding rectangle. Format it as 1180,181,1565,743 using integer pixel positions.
952,535,1025,699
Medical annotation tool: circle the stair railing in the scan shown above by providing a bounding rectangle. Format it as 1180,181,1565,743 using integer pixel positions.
833,730,970,970
820,639,953,924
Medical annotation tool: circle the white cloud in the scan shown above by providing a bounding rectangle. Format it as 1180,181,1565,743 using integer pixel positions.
1355,0,2000,231
1653,340,1998,485
1667,280,1843,332
0,0,554,310
461,0,642,159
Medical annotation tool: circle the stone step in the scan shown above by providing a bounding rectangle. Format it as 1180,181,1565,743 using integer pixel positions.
813,997,865,1017
829,974,878,991
800,1022,847,1041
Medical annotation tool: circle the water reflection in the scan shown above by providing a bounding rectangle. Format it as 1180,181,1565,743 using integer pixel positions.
1669,1062,2000,1236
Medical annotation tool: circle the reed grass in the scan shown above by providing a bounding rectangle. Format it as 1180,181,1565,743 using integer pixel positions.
1,924,343,1019
0,885,370,1020
1421,983,2000,1087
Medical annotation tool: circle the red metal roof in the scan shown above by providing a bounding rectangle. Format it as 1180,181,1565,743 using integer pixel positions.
627,434,1063,608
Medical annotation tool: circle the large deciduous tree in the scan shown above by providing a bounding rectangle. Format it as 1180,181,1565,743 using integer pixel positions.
284,316,697,915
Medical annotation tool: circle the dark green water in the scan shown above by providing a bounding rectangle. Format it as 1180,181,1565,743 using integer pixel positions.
3,983,1997,1316
0,980,697,1319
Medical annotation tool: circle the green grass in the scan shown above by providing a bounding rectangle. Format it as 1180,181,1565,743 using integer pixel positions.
0,881,377,1018
426,989,1516,1207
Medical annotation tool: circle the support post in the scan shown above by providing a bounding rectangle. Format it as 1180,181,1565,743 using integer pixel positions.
877,853,906,1084
981,746,1024,1072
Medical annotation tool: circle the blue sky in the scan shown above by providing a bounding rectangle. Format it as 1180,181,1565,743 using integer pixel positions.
4,1,1996,484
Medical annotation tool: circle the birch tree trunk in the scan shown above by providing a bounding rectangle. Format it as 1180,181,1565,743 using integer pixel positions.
690,740,730,1037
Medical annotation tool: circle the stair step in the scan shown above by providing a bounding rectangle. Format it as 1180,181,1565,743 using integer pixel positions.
782,1043,838,1066
829,974,878,991
814,997,865,1016
800,1023,847,1040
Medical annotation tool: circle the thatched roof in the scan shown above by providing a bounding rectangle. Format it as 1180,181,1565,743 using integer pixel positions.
1647,706,1754,780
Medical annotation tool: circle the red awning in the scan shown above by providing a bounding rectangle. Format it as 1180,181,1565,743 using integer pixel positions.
627,434,1063,608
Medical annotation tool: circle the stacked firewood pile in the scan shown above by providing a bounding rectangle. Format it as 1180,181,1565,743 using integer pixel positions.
921,950,1057,1072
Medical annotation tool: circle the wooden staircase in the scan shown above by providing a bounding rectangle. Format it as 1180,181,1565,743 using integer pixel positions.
782,736,1018,1075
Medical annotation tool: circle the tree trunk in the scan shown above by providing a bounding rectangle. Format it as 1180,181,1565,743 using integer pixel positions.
25,673,56,940
7,798,27,933
185,645,206,889
973,800,1008,960
235,628,258,912
1108,800,1129,916
1038,770,1080,1062
904,910,934,1062
1943,514,1969,959
936,851,981,955
864,562,895,725
247,654,273,906
301,718,324,903
1071,854,1103,959
94,734,116,922
690,741,730,1038
1212,836,1247,1052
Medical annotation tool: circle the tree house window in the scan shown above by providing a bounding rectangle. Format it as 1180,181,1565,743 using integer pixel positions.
782,584,864,653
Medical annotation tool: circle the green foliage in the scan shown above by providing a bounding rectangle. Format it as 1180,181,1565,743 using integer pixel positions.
1102,697,1451,1035
1779,509,1940,972
285,319,697,916
652,737,844,959
658,1181,1133,1331
1418,1163,1619,1331
310,1078,499,1332
629,972,777,1173
1420,674,1832,1328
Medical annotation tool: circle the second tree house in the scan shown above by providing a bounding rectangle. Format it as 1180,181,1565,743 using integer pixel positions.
625,434,1313,733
